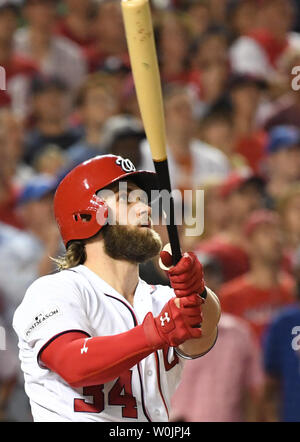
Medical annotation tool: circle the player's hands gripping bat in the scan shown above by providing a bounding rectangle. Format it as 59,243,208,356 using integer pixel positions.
143,296,203,349
160,251,206,299
160,248,221,339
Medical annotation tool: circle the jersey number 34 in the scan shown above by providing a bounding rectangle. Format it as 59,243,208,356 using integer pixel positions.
74,369,137,418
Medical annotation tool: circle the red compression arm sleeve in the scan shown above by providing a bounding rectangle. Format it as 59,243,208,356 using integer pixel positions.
40,327,156,388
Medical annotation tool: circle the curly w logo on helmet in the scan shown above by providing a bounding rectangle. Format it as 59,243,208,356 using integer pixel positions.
115,157,136,173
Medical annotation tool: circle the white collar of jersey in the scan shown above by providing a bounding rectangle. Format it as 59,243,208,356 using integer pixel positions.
71,264,152,315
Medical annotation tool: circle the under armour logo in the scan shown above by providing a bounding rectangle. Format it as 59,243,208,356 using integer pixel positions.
160,312,170,327
80,338,91,354
116,157,136,173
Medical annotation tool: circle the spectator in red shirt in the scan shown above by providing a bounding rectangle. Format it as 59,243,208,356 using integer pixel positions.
230,0,298,79
0,177,22,230
55,0,96,52
228,73,269,174
0,108,35,230
199,109,248,171
85,0,128,73
0,1,39,118
220,209,295,343
200,74,268,174
196,172,266,282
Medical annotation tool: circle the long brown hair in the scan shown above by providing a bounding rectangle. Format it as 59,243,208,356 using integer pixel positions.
52,241,87,271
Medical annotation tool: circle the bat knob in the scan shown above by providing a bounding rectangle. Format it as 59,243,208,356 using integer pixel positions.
159,243,173,271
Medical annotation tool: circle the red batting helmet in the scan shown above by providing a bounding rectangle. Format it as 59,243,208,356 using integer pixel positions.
54,154,158,247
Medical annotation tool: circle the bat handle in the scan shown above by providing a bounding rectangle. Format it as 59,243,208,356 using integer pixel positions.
153,159,182,266
166,218,182,266
153,159,207,318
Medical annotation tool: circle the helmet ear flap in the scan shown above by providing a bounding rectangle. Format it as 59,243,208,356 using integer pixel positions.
70,198,109,244
72,197,109,228
73,213,92,223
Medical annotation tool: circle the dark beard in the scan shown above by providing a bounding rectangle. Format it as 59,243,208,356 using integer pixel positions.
102,224,162,264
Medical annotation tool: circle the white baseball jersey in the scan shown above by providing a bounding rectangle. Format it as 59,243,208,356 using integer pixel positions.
12,265,184,422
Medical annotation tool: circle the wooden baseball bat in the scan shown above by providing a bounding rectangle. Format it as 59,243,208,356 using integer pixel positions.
121,0,182,266
121,1,222,343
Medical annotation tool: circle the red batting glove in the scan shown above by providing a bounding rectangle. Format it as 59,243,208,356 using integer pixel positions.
143,296,203,348
160,251,206,298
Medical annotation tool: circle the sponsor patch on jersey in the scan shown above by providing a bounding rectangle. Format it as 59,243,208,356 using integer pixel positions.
25,307,61,338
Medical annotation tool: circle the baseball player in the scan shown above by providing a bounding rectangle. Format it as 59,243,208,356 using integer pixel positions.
13,154,220,422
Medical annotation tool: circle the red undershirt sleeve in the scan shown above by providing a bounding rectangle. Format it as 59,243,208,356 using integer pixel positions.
39,326,158,388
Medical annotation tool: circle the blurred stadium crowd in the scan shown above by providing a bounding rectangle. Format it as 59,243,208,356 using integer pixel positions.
1,0,300,422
